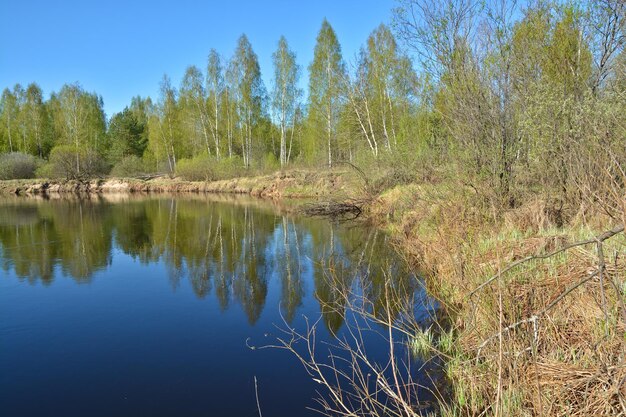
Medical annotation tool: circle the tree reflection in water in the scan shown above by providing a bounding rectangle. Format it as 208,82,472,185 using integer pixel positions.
0,195,428,333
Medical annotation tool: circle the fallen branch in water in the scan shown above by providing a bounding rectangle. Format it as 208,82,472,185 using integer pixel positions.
135,173,167,181
300,199,367,221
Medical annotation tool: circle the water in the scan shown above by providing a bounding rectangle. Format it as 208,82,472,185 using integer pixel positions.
0,194,439,416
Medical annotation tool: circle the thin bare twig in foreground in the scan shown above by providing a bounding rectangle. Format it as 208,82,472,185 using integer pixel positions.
469,224,624,297
254,376,262,417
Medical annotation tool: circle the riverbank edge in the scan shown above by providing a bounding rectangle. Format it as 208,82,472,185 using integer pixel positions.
0,170,354,199
366,182,625,416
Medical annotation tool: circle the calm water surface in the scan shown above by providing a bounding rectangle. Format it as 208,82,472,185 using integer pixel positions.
0,195,437,417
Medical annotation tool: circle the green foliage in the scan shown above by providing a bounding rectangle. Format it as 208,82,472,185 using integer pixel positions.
272,36,301,166
544,6,592,94
41,145,109,179
0,87,19,153
261,152,280,172
49,83,107,154
108,107,147,163
176,154,244,181
0,152,38,179
110,155,146,178
176,155,214,181
308,19,346,168
228,34,267,168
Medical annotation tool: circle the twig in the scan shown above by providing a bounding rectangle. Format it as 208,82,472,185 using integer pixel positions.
254,376,263,417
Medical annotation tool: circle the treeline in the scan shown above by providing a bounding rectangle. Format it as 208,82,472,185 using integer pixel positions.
1,1,625,207
0,19,416,181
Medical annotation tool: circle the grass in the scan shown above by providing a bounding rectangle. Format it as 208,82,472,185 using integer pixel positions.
368,180,625,416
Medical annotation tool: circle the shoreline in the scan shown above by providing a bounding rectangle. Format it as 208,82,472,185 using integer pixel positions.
0,170,352,199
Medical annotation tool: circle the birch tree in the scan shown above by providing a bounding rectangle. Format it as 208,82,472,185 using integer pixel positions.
24,83,48,158
180,65,212,156
308,19,346,168
271,36,301,166
154,75,180,173
207,49,223,159
57,83,91,174
229,35,265,168
0,88,19,153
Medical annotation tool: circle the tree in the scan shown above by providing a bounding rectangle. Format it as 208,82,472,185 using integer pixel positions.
229,35,266,168
367,24,416,150
23,83,50,158
544,5,592,96
393,0,482,79
153,75,180,173
588,0,625,92
129,96,151,150
50,83,106,175
346,24,417,158
13,84,28,153
0,87,19,152
308,19,346,168
271,36,301,167
207,49,224,159
108,107,147,162
180,65,212,157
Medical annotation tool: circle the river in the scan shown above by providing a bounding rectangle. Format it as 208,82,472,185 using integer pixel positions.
0,194,440,416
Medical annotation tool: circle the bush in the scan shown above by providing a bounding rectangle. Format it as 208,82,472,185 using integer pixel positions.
214,156,245,179
176,155,245,181
0,152,38,180
261,152,280,172
348,147,426,195
110,156,146,178
176,155,214,181
39,145,109,180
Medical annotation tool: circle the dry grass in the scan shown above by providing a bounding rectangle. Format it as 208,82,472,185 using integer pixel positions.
368,181,626,416
0,169,356,199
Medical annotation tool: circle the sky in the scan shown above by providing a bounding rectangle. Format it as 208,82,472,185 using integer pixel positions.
0,0,395,118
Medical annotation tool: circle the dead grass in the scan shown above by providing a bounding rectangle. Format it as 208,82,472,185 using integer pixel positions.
0,169,355,199
367,181,626,416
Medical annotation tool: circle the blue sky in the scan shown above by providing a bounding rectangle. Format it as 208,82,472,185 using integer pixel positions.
0,0,395,117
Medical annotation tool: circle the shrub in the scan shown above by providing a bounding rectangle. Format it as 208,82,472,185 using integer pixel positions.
0,152,38,180
110,155,146,178
218,156,245,179
348,147,424,195
176,155,245,181
176,155,214,181
40,145,109,180
261,152,280,172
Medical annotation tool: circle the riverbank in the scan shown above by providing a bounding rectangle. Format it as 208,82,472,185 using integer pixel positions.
0,170,358,199
368,182,625,416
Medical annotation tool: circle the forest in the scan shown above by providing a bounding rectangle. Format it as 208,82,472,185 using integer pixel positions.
0,0,620,209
